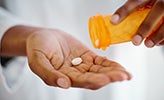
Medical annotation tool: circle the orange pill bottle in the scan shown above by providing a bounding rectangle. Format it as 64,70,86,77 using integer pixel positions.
88,8,163,50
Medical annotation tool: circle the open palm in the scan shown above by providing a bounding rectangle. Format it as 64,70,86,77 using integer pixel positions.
26,29,131,90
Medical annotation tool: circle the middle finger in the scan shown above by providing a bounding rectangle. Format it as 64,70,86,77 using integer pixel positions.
132,1,164,45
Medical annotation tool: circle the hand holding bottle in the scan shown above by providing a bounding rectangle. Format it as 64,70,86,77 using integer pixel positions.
111,0,164,48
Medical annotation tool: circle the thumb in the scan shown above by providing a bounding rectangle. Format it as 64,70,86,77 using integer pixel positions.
110,0,150,24
28,51,71,89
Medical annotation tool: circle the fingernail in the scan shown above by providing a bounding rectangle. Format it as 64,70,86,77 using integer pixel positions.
110,14,120,24
57,78,69,88
156,43,160,46
145,40,154,48
132,35,142,46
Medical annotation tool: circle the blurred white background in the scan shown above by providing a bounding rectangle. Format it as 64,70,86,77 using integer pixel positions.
1,0,164,100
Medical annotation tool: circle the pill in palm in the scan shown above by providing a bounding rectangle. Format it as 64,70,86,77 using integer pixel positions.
71,57,82,66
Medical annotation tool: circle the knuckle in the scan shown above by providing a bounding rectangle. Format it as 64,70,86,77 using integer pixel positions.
156,0,164,9
41,73,53,86
139,22,152,37
157,0,164,5
44,81,53,86
121,6,130,15
159,33,164,39
42,72,58,86
43,78,55,86
90,87,101,90
137,0,149,4
116,5,130,17
133,0,150,7
51,55,64,70
157,32,164,40
84,85,101,90
142,22,152,30
151,32,164,44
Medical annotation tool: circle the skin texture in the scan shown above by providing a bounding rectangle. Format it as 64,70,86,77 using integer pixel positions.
0,25,131,90
111,0,164,48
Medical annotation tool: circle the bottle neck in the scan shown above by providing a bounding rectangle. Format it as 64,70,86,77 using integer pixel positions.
89,13,111,50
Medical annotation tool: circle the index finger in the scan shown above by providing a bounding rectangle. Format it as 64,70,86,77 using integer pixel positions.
27,51,71,88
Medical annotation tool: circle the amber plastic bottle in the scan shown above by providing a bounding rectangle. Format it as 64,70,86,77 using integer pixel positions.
88,8,162,50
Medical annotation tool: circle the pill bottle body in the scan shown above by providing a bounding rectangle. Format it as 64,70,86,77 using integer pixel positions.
89,8,162,50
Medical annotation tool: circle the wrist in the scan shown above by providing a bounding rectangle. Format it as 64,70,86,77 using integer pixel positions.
0,25,44,56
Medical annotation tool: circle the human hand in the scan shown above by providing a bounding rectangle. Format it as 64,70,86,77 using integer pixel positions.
26,29,131,90
110,0,164,48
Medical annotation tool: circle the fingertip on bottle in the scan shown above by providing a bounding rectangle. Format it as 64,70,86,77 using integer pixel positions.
145,39,154,48
110,14,120,24
132,35,142,46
